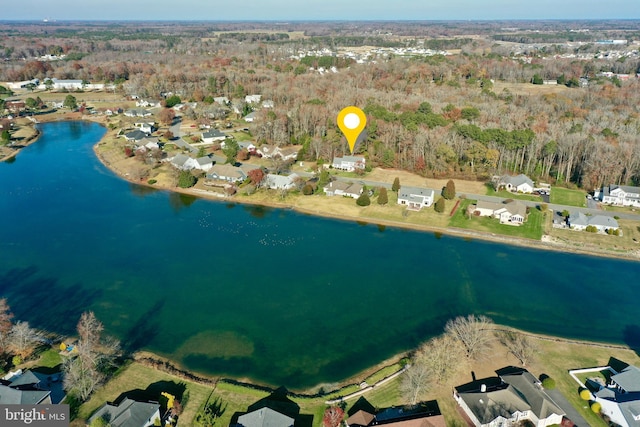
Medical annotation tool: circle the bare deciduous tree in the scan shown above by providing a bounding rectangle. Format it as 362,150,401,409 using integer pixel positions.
445,314,494,360
417,334,467,385
0,298,13,353
63,312,120,402
400,357,432,406
8,321,40,359
499,330,538,366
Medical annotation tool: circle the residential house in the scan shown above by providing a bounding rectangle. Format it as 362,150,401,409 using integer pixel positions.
169,153,200,171
0,383,51,404
264,173,300,190
3,369,65,404
135,99,160,108
497,174,535,193
238,141,257,154
585,363,640,427
87,398,160,427
474,200,527,225
5,101,26,114
206,163,249,183
5,78,39,90
43,78,83,90
397,186,435,210
324,181,363,198
346,397,445,427
201,129,227,144
233,387,310,427
135,136,160,151
568,212,619,232
332,156,366,172
244,111,257,122
600,185,640,207
123,130,148,143
214,96,229,105
256,145,299,162
454,367,564,427
261,100,275,109
134,122,155,134
124,109,152,118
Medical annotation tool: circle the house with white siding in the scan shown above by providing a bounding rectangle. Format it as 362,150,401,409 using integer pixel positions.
568,212,619,232
497,174,535,194
323,181,363,198
454,367,564,427
332,156,365,172
600,185,640,207
474,200,527,225
397,186,435,210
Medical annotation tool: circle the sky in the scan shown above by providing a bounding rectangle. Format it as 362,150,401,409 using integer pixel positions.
4,0,640,21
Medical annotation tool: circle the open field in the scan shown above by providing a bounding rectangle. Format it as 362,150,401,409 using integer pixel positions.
550,186,588,207
492,81,574,96
486,186,542,202
364,168,487,194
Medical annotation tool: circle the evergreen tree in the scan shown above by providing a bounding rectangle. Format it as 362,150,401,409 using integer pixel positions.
377,187,388,205
63,94,77,110
392,177,400,192
434,197,445,213
356,193,371,206
443,179,456,200
177,170,196,188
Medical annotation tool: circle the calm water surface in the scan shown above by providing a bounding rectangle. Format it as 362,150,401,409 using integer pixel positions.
1,121,639,389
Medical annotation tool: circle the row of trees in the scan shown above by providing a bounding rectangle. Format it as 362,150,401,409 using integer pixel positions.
400,314,538,405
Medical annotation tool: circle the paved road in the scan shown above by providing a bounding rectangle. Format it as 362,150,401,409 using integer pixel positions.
297,172,640,222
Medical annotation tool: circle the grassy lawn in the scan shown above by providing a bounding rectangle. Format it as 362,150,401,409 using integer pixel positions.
550,187,587,207
486,186,541,202
548,218,640,255
449,199,544,240
74,362,214,427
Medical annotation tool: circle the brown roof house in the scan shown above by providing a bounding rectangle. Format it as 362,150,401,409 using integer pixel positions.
346,397,445,427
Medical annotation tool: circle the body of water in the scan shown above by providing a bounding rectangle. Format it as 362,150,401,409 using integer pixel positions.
1,121,638,389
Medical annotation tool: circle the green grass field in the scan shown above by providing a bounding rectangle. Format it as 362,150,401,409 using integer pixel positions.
550,187,587,207
449,199,544,240
486,186,541,202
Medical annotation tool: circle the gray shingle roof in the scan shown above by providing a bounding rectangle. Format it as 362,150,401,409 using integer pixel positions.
88,398,159,427
0,384,50,404
613,365,640,393
237,407,294,427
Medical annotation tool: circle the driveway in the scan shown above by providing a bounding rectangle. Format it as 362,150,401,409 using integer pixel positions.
547,388,590,427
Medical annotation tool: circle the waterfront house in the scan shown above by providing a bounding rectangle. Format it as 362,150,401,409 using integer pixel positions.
454,367,564,427
568,212,619,232
332,156,366,172
397,186,435,210
234,387,306,427
600,185,640,207
124,130,148,143
324,181,363,198
264,173,300,190
497,174,535,193
474,200,527,225
206,163,249,183
257,145,299,161
570,360,640,427
346,397,445,427
87,397,160,427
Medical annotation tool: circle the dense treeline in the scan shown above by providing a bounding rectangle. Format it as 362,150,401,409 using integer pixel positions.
2,21,640,189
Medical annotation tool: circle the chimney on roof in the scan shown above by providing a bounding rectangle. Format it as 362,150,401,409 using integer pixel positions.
481,384,487,392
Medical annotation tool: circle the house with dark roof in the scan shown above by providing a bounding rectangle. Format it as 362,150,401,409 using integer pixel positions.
124,130,148,143
3,369,65,404
87,397,160,427
345,397,445,427
201,129,227,144
454,367,564,427
0,383,51,405
600,185,640,207
232,387,312,427
397,186,435,210
497,174,535,194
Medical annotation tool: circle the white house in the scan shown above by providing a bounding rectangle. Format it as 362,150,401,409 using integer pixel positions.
475,200,527,225
332,156,365,172
454,368,564,427
323,181,363,198
593,365,640,427
124,109,152,118
134,122,155,134
568,212,619,232
264,173,299,190
170,153,200,171
497,174,535,193
257,145,299,161
600,185,640,207
201,129,227,144
397,186,435,210
244,111,257,122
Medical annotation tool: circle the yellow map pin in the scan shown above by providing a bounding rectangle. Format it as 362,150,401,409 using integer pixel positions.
337,106,367,154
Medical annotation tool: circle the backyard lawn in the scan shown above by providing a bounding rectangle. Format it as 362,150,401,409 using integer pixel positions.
485,185,541,202
449,199,544,240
